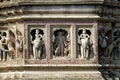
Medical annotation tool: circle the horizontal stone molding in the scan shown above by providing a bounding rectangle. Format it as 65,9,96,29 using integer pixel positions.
0,64,120,71
0,15,120,23
18,0,104,5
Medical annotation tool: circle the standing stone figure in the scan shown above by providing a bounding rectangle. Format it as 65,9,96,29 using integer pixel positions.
78,29,92,59
105,41,116,57
6,36,15,60
99,30,108,48
54,31,69,57
0,32,9,61
31,29,43,59
16,31,23,58
16,31,23,51
0,32,15,61
114,38,120,59
98,29,108,56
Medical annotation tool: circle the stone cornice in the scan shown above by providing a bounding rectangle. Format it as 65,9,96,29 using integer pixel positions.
0,14,100,23
0,0,104,8
0,14,120,23
18,0,104,5
0,64,120,72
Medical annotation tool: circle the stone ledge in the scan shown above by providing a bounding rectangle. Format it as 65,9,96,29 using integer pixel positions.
0,0,104,8
0,64,119,71
0,71,104,80
18,0,104,5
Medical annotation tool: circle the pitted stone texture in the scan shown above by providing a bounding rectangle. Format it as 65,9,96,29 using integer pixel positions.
0,71,104,80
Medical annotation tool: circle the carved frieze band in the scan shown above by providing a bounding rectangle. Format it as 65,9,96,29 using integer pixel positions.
25,23,97,64
0,21,119,65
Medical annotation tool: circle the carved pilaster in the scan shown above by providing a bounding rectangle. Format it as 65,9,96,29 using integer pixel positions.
71,24,76,60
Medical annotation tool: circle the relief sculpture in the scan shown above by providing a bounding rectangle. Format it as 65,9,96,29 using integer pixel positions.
98,27,113,63
104,30,120,59
30,29,44,60
98,28,108,56
113,30,120,59
0,32,9,61
16,31,23,58
98,25,120,63
0,31,15,61
53,29,70,57
78,29,93,59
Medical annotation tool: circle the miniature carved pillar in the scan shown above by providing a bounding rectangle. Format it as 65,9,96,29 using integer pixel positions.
25,24,29,59
46,24,51,62
93,23,98,62
71,24,76,60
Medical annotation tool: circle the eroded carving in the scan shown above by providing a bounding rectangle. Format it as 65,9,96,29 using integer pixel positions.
30,29,44,60
16,31,23,52
106,41,116,57
98,27,113,63
0,32,9,61
53,29,70,57
16,31,23,58
78,29,93,59
98,24,120,64
99,29,108,49
113,30,120,60
0,31,15,61
6,34,15,60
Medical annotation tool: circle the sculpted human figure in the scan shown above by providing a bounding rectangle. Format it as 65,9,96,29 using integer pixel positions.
78,29,92,59
98,29,108,57
16,31,23,58
117,42,120,59
98,29,108,48
0,32,9,61
106,38,120,58
0,36,9,52
64,41,70,56
16,31,23,51
54,31,68,57
106,41,116,57
6,36,15,60
0,32,14,61
114,38,120,59
31,29,43,59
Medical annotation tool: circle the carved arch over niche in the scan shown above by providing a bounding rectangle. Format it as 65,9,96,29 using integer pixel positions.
30,29,44,41
78,29,91,36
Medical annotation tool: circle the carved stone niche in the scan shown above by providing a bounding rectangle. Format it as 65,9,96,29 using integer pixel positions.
77,25,95,60
51,25,70,60
27,26,46,60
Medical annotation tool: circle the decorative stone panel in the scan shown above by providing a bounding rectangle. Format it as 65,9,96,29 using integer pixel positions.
24,20,98,64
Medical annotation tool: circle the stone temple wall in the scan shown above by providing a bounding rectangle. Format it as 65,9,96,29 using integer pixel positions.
0,0,120,80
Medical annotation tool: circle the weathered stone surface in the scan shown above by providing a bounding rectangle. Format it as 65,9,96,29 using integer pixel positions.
0,0,119,80
0,71,104,80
